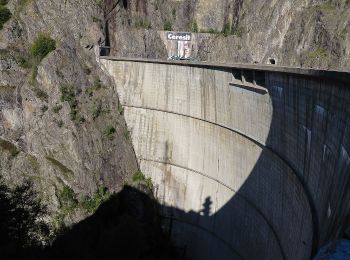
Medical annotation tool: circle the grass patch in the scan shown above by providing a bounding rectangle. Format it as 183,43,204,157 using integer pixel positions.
103,125,116,140
31,33,56,61
307,47,328,60
0,138,20,157
134,17,152,29
81,186,110,213
317,2,336,12
163,20,172,31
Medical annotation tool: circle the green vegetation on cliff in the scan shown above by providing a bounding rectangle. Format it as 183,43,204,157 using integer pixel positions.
0,0,11,30
31,33,56,61
0,178,51,249
81,186,110,213
0,138,20,157
132,171,153,190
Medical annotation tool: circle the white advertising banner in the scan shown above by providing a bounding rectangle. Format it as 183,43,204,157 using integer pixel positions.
165,32,193,60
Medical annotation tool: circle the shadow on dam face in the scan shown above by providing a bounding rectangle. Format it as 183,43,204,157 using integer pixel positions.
99,58,350,260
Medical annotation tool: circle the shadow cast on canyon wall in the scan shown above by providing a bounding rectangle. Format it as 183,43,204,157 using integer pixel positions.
0,185,180,260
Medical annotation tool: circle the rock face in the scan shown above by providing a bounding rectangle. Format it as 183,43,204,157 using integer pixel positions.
0,0,138,225
105,0,350,70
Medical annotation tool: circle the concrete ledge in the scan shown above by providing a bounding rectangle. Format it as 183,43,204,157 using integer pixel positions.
99,56,350,84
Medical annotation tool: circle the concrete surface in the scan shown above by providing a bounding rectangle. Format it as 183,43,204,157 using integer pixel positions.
99,58,350,260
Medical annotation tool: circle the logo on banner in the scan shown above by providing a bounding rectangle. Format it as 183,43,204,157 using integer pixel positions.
167,32,192,41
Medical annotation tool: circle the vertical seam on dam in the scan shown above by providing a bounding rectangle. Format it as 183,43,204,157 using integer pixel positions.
140,157,287,260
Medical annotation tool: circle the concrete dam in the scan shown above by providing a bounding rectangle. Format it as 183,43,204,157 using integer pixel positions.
99,57,350,260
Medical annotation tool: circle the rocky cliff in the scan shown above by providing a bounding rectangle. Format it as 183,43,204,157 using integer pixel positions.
105,0,350,70
0,0,138,228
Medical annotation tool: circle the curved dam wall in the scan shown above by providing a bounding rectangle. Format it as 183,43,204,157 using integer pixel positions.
99,58,350,260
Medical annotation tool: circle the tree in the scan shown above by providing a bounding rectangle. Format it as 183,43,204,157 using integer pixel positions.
0,178,50,249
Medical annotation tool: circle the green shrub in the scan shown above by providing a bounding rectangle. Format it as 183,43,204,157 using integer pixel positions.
17,0,30,13
56,120,64,128
132,171,146,182
222,23,231,37
118,102,124,115
191,20,198,33
92,103,102,120
92,16,101,23
52,104,62,113
134,18,152,29
103,125,116,140
124,130,130,140
81,186,110,213
317,2,336,12
200,28,220,34
0,178,50,247
308,48,328,60
31,33,56,61
231,25,243,37
132,171,153,190
17,55,33,69
0,138,20,157
163,20,172,31
58,185,78,214
40,104,48,112
85,78,103,97
60,85,79,121
0,6,11,30
33,87,49,101
221,23,243,37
